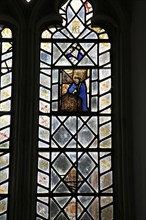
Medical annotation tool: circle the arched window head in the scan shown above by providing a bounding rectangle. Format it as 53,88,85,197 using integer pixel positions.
37,0,113,219
0,25,13,220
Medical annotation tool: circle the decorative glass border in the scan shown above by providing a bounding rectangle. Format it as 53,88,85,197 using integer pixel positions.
0,25,13,220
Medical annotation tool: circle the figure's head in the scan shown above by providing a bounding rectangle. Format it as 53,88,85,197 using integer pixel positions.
73,69,86,84
73,76,80,84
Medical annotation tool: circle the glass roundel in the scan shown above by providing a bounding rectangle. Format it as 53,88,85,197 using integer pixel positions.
37,0,113,219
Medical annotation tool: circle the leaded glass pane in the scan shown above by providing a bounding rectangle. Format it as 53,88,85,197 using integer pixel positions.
0,25,13,219
37,0,113,219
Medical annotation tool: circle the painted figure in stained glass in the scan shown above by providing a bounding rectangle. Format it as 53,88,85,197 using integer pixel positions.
61,69,88,112
68,69,87,111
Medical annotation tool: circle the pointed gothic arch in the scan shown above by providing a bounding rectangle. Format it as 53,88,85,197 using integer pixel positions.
36,1,114,219
0,0,135,220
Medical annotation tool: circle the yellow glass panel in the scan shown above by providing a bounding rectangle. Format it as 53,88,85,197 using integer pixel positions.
0,100,11,112
41,42,51,52
100,156,111,173
1,28,12,38
89,26,108,38
100,138,111,149
0,183,8,194
99,33,109,39
2,43,12,53
100,79,111,94
41,30,51,39
99,43,111,53
100,123,111,139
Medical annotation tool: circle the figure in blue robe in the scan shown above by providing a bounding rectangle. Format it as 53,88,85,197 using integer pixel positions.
68,79,87,111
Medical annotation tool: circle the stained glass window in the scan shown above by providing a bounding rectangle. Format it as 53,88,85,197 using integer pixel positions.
0,26,13,220
37,0,113,219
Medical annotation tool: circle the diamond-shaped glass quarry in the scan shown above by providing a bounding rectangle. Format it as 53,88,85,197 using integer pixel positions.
53,126,71,147
78,125,95,148
53,154,72,175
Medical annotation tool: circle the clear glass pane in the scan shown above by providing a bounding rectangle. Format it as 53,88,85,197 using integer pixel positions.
1,52,12,62
99,123,111,140
100,138,112,149
40,74,51,88
0,141,9,149
91,97,98,112
38,197,49,204
0,168,9,183
0,198,8,214
39,127,50,142
40,87,50,101
78,153,96,177
99,94,111,110
39,116,50,128
37,202,49,219
99,43,111,53
41,43,51,53
99,69,111,80
1,73,12,88
92,69,98,80
99,52,110,66
100,171,113,190
0,183,8,194
0,128,10,142
53,154,72,175
99,116,111,125
39,101,50,113
38,158,49,173
100,79,111,94
38,141,49,148
0,86,11,101
91,81,98,95
101,196,113,207
0,116,10,129
0,100,11,111
0,213,7,220
37,172,49,188
101,205,113,220
52,85,58,100
78,125,95,148
50,199,60,219
53,126,71,148
0,153,9,169
87,197,99,219
100,156,111,173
